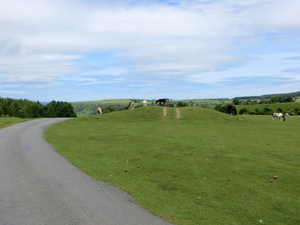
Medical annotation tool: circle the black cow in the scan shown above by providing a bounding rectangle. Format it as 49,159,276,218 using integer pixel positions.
228,104,237,116
156,99,166,106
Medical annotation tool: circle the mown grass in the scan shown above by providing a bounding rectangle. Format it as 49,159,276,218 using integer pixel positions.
45,107,300,225
0,117,36,130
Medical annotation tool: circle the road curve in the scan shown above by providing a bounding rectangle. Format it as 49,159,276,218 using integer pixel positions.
0,118,172,225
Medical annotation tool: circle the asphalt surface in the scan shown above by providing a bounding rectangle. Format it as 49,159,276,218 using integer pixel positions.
0,118,172,225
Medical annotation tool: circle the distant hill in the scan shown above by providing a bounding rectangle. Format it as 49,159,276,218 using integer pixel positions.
234,91,300,100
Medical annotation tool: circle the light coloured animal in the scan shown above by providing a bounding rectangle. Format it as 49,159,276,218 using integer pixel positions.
272,113,285,121
285,113,289,116
143,100,147,107
97,107,102,114
128,101,134,110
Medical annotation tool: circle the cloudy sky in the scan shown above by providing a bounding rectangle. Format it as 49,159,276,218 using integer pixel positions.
1,0,300,102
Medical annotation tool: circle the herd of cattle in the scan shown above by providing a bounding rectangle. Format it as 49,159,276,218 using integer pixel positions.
97,99,165,114
96,100,149,115
97,101,299,121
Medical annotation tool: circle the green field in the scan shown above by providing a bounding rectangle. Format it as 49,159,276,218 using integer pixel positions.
235,102,300,115
45,106,300,225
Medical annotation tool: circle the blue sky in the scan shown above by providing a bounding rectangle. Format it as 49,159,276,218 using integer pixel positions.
0,0,300,102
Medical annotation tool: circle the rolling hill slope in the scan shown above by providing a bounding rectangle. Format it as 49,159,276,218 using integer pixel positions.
46,107,300,225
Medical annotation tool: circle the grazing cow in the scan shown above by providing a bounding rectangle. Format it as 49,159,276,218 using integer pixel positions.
285,113,289,116
143,100,147,107
156,99,166,106
228,104,237,116
272,113,285,121
128,101,134,110
97,107,102,115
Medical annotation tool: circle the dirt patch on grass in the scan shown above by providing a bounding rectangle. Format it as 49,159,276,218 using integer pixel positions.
176,108,181,118
163,107,168,116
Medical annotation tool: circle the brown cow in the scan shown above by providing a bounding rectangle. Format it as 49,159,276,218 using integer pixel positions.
97,107,102,114
128,101,134,110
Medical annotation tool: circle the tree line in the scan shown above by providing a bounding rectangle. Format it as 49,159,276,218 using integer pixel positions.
234,91,300,101
232,96,295,105
0,97,77,118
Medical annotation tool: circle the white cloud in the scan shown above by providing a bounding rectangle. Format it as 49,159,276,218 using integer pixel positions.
0,85,19,88
0,0,300,101
0,90,28,94
25,85,42,89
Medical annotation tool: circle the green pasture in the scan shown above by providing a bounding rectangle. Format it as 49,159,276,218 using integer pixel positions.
0,117,35,130
235,102,300,115
45,107,300,225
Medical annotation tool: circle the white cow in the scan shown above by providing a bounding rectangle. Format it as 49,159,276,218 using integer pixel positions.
272,113,285,121
143,100,147,107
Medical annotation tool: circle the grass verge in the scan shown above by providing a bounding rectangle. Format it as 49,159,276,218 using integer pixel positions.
0,117,36,130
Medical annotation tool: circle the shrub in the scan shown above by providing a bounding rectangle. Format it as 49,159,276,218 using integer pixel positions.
166,103,174,107
258,110,266,115
294,108,300,115
239,108,248,115
135,104,143,108
102,106,116,113
177,101,189,107
263,107,273,114
215,104,228,113
249,110,257,115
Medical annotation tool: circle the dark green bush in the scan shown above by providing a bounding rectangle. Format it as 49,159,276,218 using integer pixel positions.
239,108,248,115
177,101,189,107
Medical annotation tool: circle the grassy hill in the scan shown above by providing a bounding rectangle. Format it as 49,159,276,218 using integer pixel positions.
71,98,233,117
70,91,300,117
45,107,300,225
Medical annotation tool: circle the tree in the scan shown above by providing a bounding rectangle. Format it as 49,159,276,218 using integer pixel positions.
284,96,294,102
8,104,17,117
246,99,253,105
232,98,240,105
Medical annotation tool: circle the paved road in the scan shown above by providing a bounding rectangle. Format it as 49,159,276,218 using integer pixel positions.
0,118,172,225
